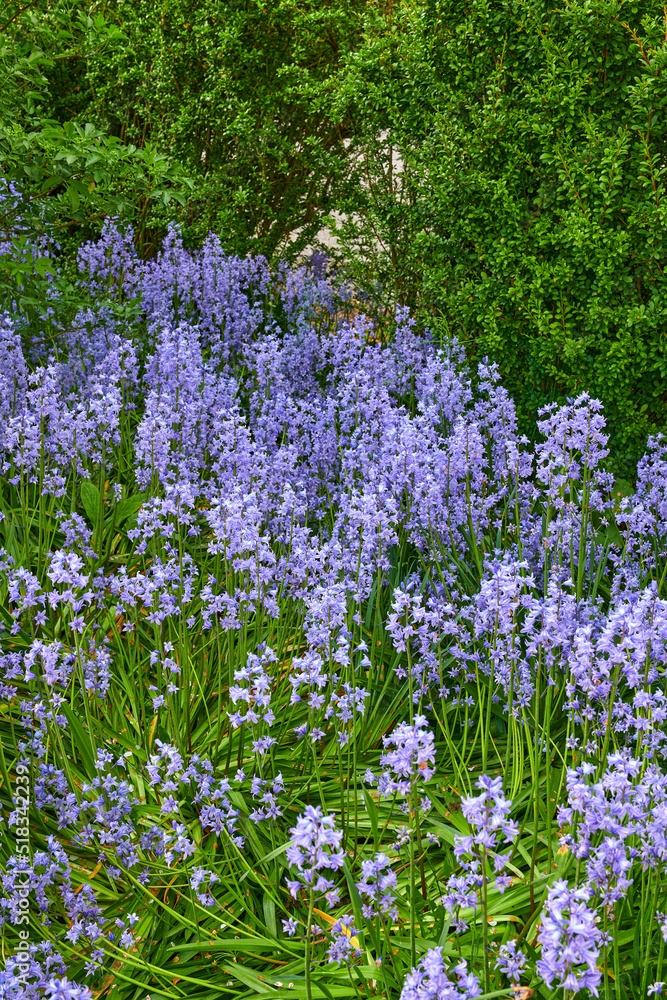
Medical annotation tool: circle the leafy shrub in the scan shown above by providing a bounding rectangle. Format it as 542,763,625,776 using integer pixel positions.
325,0,667,478
8,0,364,260
0,5,193,262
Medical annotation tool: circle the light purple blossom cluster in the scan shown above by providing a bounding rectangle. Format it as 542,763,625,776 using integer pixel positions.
494,939,527,985
536,880,605,997
368,715,435,800
327,914,362,964
399,948,482,999
285,806,345,907
3,215,667,994
355,852,398,921
441,776,518,932
458,776,519,858
228,644,277,756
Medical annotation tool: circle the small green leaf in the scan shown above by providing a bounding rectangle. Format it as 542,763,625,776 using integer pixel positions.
362,788,379,843
114,492,145,528
239,839,288,880
61,704,96,778
79,479,101,527
263,892,277,938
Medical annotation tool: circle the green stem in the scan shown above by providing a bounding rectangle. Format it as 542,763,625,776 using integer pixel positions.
481,846,490,995
305,890,315,1000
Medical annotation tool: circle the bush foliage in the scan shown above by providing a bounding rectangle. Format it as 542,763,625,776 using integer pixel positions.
3,0,362,259
326,0,667,477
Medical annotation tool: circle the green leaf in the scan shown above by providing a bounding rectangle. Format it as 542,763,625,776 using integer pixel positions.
0,603,15,630
362,788,379,843
263,893,277,938
33,256,54,277
222,962,272,993
240,839,288,880
61,703,96,778
79,479,101,528
114,492,145,528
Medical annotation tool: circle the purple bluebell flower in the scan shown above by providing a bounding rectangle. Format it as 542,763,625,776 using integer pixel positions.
494,939,526,984
536,879,603,997
285,806,344,904
400,948,482,999
44,979,94,1000
460,775,518,849
372,715,435,799
327,915,361,964
190,866,220,907
355,853,398,921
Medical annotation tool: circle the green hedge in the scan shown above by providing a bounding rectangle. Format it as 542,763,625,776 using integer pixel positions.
324,0,667,477
8,0,363,259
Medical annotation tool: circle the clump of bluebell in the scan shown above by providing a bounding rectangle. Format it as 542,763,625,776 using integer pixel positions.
1,218,667,998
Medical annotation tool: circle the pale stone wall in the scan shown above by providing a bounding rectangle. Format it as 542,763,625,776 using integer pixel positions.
288,131,405,264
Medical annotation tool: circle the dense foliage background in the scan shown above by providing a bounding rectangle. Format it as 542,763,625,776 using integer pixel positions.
327,0,667,479
2,0,667,467
0,0,362,258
